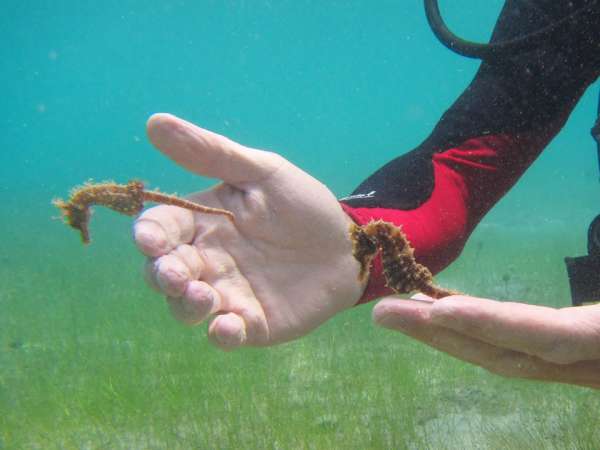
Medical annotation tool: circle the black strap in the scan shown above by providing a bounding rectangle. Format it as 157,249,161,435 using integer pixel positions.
594,88,600,181
424,0,600,62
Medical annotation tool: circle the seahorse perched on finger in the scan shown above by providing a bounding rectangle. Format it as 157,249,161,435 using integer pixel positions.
53,180,234,244
349,220,458,299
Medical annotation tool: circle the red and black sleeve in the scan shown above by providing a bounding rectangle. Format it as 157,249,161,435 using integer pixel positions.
340,0,600,303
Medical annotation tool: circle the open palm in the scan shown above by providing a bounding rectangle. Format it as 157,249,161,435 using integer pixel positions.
134,114,364,350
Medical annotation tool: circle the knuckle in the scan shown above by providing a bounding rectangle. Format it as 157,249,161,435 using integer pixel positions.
173,244,202,279
156,257,190,296
160,263,188,283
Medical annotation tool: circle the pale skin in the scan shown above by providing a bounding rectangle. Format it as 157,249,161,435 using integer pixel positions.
135,113,366,349
136,113,600,388
373,294,600,389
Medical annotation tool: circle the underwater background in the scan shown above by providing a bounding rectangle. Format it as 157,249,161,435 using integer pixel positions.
2,1,600,448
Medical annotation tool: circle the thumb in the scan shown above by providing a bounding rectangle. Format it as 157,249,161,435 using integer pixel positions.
146,113,284,186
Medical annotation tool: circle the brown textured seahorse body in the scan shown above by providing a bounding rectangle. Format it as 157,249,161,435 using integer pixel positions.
54,180,234,244
350,220,458,299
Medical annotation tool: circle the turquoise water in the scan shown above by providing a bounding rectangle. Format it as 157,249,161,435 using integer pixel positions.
2,1,598,226
2,1,600,448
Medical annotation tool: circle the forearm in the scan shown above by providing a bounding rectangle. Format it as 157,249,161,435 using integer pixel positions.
342,1,600,303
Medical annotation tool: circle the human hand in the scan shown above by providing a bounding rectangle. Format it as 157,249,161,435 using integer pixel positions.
134,113,365,350
373,294,600,388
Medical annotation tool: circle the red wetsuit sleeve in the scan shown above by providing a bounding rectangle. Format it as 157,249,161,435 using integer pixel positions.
341,131,559,303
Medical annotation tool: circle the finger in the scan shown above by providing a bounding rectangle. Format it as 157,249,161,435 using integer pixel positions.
134,205,195,257
373,298,600,388
373,298,483,359
171,244,203,280
429,296,600,364
208,312,247,351
167,280,221,326
152,253,195,298
206,281,269,349
198,248,270,348
146,113,284,186
144,244,203,294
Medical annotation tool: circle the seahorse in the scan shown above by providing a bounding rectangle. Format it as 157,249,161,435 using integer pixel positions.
53,180,234,244
350,220,458,299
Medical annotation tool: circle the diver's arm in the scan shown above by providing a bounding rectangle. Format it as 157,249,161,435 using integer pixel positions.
341,0,600,303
